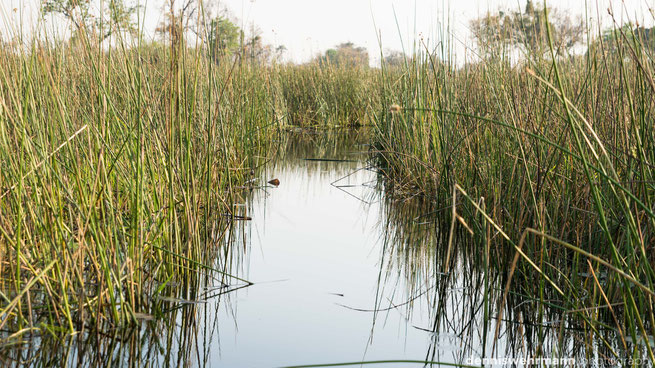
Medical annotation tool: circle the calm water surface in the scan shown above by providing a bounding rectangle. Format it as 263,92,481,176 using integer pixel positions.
1,129,627,367
209,132,435,366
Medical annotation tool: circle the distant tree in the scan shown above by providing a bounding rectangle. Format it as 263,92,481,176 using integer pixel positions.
196,5,282,65
42,0,138,40
318,42,368,67
471,1,584,58
104,1,139,39
382,49,406,67
633,27,655,49
242,25,267,63
207,16,241,60
41,0,91,27
632,26,655,52
155,12,182,46
274,45,287,62
470,10,514,57
592,23,655,54
323,49,338,64
155,0,198,46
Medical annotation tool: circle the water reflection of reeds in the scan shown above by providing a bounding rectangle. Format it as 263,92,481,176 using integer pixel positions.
373,185,650,366
0,205,253,367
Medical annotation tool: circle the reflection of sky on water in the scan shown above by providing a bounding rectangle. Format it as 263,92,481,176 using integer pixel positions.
211,151,436,367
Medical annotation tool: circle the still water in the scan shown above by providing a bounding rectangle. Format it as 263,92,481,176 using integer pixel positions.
0,129,627,367
211,131,435,366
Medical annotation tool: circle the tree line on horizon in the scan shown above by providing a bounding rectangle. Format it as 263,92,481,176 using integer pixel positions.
34,0,655,66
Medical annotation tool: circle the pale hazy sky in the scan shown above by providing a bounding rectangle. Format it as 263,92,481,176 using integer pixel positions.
1,0,653,64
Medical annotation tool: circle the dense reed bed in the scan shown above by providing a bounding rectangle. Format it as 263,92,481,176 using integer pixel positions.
374,21,655,362
277,65,377,126
0,30,281,339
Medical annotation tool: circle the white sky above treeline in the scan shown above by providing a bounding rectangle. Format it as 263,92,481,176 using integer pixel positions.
0,0,653,65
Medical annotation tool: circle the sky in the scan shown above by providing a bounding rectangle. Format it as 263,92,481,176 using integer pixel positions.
1,0,654,64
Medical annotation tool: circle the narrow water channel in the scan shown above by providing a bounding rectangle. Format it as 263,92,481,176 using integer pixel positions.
211,130,435,366
1,129,625,367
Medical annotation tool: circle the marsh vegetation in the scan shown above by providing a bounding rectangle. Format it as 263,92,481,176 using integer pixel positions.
1,0,655,366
